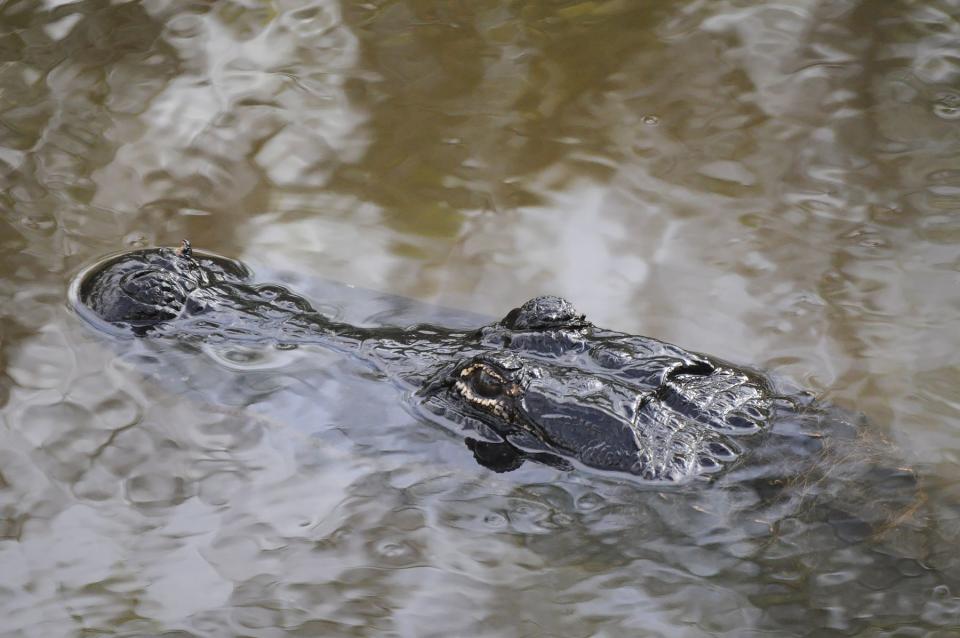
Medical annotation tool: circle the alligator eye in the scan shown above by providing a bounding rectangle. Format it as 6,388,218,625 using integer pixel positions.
453,362,517,415
458,363,507,398
471,368,505,399
451,358,525,420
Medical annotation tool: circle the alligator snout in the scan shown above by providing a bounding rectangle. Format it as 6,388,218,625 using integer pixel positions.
73,244,253,331
115,269,190,322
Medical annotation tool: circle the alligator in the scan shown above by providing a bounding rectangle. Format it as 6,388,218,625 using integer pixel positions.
69,241,860,483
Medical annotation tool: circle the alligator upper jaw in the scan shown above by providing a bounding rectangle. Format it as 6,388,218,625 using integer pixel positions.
416,389,733,483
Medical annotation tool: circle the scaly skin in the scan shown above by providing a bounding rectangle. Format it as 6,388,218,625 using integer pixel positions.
72,243,784,481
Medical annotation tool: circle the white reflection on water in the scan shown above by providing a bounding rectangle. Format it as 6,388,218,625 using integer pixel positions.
92,0,368,218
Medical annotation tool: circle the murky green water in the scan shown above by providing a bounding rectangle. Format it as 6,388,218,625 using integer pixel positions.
1,1,959,636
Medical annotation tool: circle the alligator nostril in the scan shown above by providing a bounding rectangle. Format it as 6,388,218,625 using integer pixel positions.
120,270,188,310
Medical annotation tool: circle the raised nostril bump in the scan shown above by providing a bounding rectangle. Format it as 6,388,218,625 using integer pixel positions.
120,270,188,308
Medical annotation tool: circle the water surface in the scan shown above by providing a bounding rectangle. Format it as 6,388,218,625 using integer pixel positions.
1,1,959,636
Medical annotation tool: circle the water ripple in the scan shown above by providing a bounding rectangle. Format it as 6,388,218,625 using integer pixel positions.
0,0,958,635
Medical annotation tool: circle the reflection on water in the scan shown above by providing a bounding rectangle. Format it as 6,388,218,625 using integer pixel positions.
1,0,958,635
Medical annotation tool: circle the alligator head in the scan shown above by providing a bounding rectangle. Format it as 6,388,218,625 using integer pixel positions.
71,246,777,482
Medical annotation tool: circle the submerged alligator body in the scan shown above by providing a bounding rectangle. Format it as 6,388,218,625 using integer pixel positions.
71,243,835,482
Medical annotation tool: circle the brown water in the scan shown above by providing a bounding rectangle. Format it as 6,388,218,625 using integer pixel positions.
1,1,959,636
